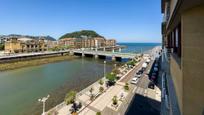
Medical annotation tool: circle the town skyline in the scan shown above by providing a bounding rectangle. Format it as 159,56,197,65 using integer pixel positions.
0,0,162,43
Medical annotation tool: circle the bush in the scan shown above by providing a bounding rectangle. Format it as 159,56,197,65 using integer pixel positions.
112,96,118,105
0,44,4,50
106,73,116,82
65,91,76,105
124,83,129,91
96,112,101,115
99,86,104,93
98,79,104,85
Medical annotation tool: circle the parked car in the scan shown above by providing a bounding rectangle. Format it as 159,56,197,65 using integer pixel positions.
148,81,155,89
152,72,157,76
131,77,139,85
135,72,142,78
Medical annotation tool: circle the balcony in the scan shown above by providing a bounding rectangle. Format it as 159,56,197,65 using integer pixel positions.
162,21,167,34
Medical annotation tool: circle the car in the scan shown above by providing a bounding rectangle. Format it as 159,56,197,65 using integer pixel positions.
148,81,155,89
135,72,142,78
152,72,157,76
138,69,144,73
131,77,139,85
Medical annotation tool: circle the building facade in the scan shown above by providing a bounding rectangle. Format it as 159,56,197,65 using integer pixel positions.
59,37,116,48
161,0,204,115
4,37,48,53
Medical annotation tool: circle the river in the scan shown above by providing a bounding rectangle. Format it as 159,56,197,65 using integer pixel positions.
0,57,114,115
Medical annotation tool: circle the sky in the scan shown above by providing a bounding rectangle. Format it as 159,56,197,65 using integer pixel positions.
0,0,162,43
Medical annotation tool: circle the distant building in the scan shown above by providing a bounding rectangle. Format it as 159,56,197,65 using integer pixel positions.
4,37,48,53
161,0,204,115
105,39,116,46
59,37,116,48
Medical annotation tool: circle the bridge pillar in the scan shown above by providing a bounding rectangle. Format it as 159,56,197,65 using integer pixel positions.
119,48,122,52
103,47,106,52
95,48,98,52
69,51,74,56
82,50,85,57
112,55,116,61
95,54,98,59
112,49,115,53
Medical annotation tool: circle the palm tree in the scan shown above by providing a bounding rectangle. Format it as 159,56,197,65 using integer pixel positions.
64,91,77,114
65,91,76,105
89,87,94,100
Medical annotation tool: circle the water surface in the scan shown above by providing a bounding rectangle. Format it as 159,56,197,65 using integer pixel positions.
0,58,113,115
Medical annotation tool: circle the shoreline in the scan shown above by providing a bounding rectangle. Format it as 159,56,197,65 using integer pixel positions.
0,55,77,72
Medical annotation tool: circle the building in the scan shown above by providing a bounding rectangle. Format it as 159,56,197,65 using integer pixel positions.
59,37,115,48
4,37,48,53
161,0,204,115
106,39,116,46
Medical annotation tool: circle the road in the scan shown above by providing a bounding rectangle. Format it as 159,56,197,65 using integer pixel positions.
125,47,161,115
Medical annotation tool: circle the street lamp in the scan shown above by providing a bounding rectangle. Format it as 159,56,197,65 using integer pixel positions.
38,94,50,115
104,61,106,77
114,64,117,69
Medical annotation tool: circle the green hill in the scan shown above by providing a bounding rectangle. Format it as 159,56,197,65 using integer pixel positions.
59,30,104,39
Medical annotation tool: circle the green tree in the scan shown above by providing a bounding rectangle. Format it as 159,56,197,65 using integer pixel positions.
64,91,76,105
99,86,104,93
112,68,120,75
89,87,94,100
59,30,104,39
0,44,4,50
112,96,118,105
124,83,129,91
96,112,101,115
106,73,116,82
98,79,104,86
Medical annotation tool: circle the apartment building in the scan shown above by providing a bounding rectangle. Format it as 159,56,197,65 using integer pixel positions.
4,37,48,53
161,0,204,115
59,37,116,48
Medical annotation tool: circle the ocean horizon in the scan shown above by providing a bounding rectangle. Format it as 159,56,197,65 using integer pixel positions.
117,43,161,53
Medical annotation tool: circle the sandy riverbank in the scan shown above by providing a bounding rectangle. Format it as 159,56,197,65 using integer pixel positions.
0,55,77,72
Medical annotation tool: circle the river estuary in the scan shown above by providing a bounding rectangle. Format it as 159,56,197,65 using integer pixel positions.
0,57,114,115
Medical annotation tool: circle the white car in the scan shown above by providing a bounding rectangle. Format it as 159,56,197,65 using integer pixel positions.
131,77,139,85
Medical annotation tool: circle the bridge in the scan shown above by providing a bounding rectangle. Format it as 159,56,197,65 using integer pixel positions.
0,46,138,62
71,49,138,61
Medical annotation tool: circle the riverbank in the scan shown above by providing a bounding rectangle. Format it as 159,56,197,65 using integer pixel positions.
0,55,77,71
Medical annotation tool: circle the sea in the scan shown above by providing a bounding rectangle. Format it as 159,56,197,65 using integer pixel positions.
117,43,161,53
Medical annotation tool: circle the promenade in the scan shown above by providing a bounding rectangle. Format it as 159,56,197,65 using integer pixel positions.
45,46,162,115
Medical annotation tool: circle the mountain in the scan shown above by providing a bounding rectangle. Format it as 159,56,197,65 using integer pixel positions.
0,34,56,41
59,30,104,39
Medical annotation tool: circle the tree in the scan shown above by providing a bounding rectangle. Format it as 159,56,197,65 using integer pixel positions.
112,96,118,105
99,86,104,93
0,44,4,51
96,112,101,115
127,61,135,66
112,68,120,75
106,73,117,86
98,79,104,86
124,83,129,91
59,30,104,39
106,73,116,82
64,91,76,105
89,87,94,100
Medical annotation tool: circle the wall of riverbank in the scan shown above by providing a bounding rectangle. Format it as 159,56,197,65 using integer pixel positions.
0,55,77,71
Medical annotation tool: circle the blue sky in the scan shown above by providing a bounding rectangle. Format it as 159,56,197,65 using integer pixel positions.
0,0,162,43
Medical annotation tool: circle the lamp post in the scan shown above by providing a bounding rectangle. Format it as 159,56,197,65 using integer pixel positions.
114,64,117,69
38,95,50,115
104,61,106,77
